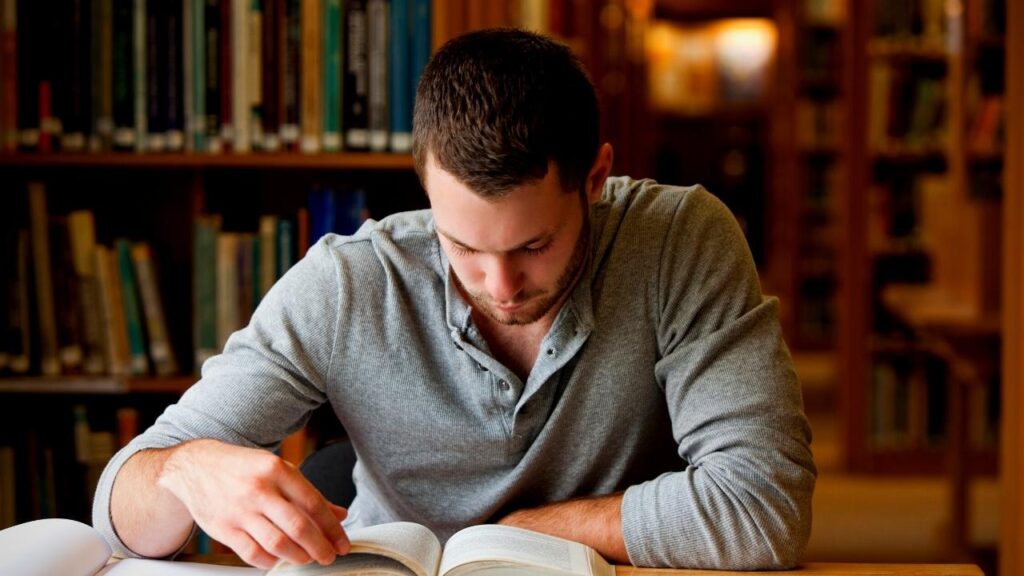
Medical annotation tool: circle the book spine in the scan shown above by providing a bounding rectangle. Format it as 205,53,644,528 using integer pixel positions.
321,0,341,152
218,0,233,147
231,0,249,151
94,245,128,375
116,239,149,375
342,0,368,150
247,0,263,149
49,217,84,373
0,446,15,529
410,0,429,109
204,0,222,152
260,0,280,150
111,0,134,149
145,0,166,151
296,206,309,257
182,0,192,151
236,233,255,320
0,0,16,152
387,0,409,152
279,0,300,149
63,0,91,152
300,0,321,153
193,215,221,370
91,0,114,151
191,0,206,151
15,0,37,151
258,215,277,299
367,0,388,152
275,218,295,277
166,0,185,150
131,242,179,376
132,0,147,151
215,232,240,349
10,229,31,374
28,182,60,376
68,210,105,374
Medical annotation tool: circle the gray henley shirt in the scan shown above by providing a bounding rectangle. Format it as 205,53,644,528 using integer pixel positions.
92,177,816,570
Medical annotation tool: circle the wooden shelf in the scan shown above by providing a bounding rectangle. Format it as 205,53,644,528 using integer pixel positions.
881,284,1001,337
0,152,415,170
0,376,195,394
867,38,951,61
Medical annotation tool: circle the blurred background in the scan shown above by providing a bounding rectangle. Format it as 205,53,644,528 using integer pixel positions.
0,0,1021,573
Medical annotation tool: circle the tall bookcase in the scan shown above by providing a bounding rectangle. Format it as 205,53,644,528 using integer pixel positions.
838,0,1008,560
0,0,652,532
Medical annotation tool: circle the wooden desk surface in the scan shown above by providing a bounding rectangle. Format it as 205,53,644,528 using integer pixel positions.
616,564,982,576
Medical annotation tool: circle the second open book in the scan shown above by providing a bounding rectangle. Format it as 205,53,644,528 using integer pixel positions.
269,522,615,576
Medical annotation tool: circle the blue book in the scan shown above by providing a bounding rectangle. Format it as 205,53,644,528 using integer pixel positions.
410,0,431,99
388,0,410,152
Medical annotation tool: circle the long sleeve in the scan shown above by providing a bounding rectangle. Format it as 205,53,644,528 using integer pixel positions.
91,238,345,558
620,188,816,569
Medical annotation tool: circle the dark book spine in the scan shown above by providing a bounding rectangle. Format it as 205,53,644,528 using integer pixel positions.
342,0,368,150
204,0,221,151
111,0,136,149
145,0,165,151
63,0,92,152
15,0,38,151
166,0,184,150
280,0,300,149
260,0,279,150
218,0,232,147
366,0,389,152
90,0,114,151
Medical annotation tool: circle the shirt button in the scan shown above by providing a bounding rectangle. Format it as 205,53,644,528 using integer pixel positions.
499,380,510,391
546,348,555,355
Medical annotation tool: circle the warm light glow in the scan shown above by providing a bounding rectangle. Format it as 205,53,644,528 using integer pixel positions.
713,19,776,77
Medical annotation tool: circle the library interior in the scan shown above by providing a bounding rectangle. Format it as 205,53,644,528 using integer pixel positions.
0,0,1021,574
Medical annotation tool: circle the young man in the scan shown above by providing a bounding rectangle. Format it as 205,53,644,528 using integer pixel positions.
94,29,815,570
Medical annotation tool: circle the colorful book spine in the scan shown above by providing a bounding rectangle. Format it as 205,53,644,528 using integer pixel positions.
217,0,233,147
133,0,147,151
131,242,179,376
410,0,430,110
145,0,167,151
95,245,130,375
300,0,321,153
0,0,16,152
367,0,389,152
111,0,135,149
258,215,278,299
216,232,240,349
322,0,342,152
116,239,149,375
279,0,300,149
68,210,105,374
247,0,263,149
388,0,410,152
230,0,249,151
28,182,60,376
194,215,221,370
342,0,368,150
276,218,295,277
190,0,206,151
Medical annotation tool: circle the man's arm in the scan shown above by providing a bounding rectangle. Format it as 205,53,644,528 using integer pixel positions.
110,439,350,569
497,493,629,564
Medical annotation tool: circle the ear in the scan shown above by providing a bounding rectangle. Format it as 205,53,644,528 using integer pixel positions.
584,143,614,205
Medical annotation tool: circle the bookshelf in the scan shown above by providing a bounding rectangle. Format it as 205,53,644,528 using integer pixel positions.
0,0,655,534
838,0,1008,561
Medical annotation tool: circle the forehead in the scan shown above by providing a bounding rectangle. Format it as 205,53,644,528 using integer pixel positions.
424,158,578,252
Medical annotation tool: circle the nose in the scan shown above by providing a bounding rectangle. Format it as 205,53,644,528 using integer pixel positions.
484,256,523,303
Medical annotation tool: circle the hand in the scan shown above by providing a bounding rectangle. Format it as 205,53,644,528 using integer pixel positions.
157,439,351,569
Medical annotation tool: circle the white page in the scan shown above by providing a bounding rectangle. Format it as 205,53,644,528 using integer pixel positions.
438,526,612,576
269,552,414,576
0,518,111,576
270,522,441,576
97,558,264,576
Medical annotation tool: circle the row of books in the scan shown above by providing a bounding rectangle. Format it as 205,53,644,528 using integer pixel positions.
1,185,178,378
0,404,138,529
868,62,948,154
192,187,366,370
874,0,947,43
797,99,842,150
0,0,430,155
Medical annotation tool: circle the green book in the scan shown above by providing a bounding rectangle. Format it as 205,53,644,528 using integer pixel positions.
116,239,149,375
322,0,342,151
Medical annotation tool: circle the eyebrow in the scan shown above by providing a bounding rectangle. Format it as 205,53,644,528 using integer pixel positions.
436,226,554,253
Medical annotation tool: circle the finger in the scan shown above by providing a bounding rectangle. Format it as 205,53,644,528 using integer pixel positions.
226,528,280,570
329,504,348,521
262,495,338,565
247,513,314,567
278,472,350,552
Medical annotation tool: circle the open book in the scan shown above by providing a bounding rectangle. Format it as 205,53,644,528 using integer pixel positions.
0,518,614,576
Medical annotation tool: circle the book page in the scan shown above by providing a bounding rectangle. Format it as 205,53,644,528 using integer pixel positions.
270,522,442,576
0,518,111,576
438,525,614,576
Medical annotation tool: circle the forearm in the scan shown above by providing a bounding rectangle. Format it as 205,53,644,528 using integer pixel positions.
497,493,629,565
110,446,195,558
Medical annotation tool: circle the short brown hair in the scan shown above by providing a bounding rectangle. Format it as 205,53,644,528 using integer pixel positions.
412,28,600,197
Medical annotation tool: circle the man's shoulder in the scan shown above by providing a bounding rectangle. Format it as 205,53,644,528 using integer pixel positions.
306,209,443,278
601,176,717,217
